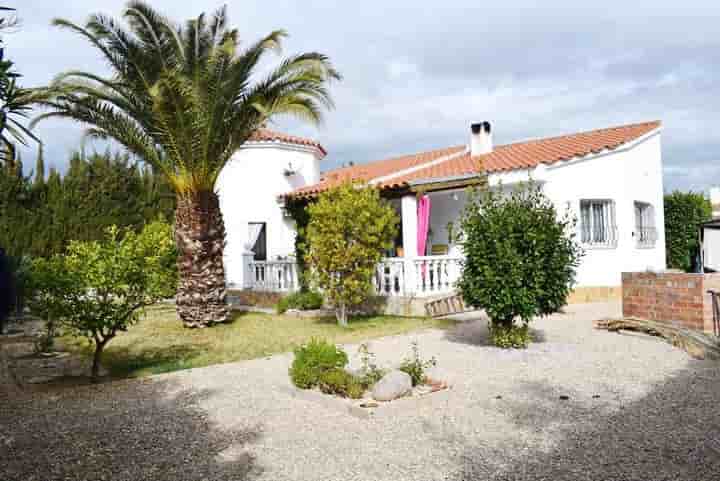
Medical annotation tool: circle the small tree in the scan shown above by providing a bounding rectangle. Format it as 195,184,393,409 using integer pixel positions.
664,191,711,272
305,183,398,326
29,222,176,380
458,183,582,347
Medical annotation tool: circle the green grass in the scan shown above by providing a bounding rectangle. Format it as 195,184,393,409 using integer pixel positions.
59,305,455,378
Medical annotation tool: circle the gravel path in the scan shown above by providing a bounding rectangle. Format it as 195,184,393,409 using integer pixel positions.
2,301,720,481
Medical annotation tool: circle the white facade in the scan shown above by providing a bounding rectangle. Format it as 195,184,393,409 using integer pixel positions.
215,140,323,288
218,124,666,294
506,129,665,287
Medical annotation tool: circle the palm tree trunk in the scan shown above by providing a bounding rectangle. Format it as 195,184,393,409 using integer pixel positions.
174,191,229,328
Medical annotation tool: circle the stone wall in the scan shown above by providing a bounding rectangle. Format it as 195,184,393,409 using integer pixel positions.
622,272,718,333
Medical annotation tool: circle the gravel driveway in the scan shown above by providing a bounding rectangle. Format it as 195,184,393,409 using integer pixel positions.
2,301,720,481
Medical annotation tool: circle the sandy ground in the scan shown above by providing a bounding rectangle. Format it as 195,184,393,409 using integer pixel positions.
2,301,719,481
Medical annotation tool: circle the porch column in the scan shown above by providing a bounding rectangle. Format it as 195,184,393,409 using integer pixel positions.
401,194,417,295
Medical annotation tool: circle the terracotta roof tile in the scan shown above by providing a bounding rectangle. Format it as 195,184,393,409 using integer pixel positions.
288,121,661,198
249,128,327,156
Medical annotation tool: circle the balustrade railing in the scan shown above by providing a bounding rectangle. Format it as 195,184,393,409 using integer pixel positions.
412,256,463,296
247,256,463,297
374,258,406,297
249,260,298,292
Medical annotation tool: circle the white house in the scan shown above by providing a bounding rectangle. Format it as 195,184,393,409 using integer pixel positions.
216,120,666,305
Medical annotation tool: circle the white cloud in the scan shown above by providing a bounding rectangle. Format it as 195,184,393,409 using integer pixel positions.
8,0,720,191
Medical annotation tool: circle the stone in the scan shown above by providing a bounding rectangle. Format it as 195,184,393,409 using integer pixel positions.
372,370,412,401
424,366,450,386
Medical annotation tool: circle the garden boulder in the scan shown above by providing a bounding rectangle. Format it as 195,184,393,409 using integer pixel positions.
372,369,412,401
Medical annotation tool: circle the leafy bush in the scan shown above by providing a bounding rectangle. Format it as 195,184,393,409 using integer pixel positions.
305,183,398,325
318,368,364,399
489,323,531,349
289,338,349,389
27,224,176,380
276,290,324,314
664,191,711,272
459,183,582,348
399,341,437,386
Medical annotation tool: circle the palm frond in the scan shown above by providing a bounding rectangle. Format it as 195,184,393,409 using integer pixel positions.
35,2,340,195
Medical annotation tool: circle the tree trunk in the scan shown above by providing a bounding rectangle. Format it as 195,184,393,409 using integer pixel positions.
174,191,230,328
91,341,106,383
337,302,348,327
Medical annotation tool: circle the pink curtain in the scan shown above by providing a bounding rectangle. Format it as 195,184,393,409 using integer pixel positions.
417,195,431,257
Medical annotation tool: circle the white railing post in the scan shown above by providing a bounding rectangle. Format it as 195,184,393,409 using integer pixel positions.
242,250,255,289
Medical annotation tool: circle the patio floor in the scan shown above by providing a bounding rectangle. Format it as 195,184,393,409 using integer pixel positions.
3,301,720,481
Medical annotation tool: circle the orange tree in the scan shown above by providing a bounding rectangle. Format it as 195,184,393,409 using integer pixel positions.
305,184,398,326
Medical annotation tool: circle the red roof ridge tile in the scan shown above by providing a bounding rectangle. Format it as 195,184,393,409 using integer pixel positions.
287,120,661,198
248,128,327,156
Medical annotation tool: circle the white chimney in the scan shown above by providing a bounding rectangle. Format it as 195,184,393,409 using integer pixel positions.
711,187,720,219
470,121,493,156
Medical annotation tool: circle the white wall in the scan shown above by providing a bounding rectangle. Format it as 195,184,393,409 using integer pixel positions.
423,130,666,288
215,143,322,288
525,131,666,287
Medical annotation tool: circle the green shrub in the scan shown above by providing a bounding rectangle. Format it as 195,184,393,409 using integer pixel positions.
318,368,364,399
459,182,582,347
489,323,531,349
664,191,711,272
289,338,349,389
398,341,436,386
277,290,324,314
305,183,399,326
358,342,386,388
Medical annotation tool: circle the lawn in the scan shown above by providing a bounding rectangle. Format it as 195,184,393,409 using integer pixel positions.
59,305,454,378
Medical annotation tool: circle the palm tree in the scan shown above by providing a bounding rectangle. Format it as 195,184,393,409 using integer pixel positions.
0,6,45,164
33,2,340,327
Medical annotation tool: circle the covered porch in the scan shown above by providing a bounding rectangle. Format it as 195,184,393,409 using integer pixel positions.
245,187,469,298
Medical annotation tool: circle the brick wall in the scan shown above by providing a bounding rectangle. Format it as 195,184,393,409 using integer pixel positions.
622,272,719,333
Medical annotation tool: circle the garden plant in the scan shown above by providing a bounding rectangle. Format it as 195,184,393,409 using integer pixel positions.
29,221,176,380
459,182,582,348
305,183,398,325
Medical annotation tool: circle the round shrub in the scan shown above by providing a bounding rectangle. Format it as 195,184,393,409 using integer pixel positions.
459,183,582,347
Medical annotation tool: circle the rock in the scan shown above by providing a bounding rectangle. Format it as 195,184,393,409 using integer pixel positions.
372,370,412,401
424,366,450,386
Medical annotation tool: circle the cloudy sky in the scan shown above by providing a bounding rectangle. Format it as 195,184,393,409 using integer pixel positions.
7,0,720,191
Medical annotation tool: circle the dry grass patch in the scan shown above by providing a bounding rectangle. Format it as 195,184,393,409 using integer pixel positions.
59,304,454,378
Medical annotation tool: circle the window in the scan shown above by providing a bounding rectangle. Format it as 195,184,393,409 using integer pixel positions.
634,202,656,248
248,222,267,261
580,200,617,247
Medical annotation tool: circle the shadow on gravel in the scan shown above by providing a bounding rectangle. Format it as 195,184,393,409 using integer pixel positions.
452,363,720,481
1,378,263,481
443,317,547,346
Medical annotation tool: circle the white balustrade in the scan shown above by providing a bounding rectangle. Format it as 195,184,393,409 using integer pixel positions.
412,256,463,296
246,256,462,297
249,260,298,292
374,258,406,297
